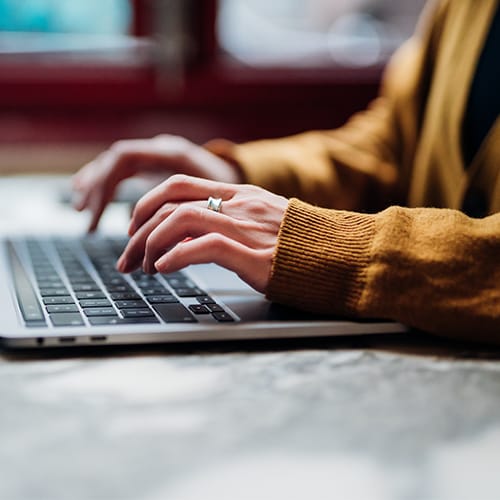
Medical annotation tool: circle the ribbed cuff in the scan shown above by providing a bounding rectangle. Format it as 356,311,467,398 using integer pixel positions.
266,199,376,316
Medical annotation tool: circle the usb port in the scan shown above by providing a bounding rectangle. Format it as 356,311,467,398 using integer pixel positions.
90,336,107,342
59,337,76,343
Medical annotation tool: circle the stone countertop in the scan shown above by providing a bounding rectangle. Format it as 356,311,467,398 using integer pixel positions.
2,337,500,500
1,176,500,500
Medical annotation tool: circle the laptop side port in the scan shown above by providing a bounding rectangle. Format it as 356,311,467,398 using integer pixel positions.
59,337,76,343
90,336,107,342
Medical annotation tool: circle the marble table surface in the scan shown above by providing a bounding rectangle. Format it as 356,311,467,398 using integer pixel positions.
2,338,500,500
1,176,499,500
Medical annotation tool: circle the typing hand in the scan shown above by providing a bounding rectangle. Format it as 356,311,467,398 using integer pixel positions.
117,175,288,293
72,135,241,232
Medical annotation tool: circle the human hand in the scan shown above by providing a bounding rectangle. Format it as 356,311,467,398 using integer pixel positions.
72,134,242,232
117,174,289,293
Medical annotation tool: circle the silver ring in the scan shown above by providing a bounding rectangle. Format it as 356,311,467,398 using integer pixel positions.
207,196,222,213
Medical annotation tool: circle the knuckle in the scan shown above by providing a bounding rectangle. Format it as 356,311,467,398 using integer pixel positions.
241,197,266,217
157,203,175,220
175,203,199,223
242,183,261,194
154,133,181,142
144,232,157,256
207,233,227,251
159,174,195,200
153,133,171,141
246,198,263,213
165,173,191,192
155,134,190,153
133,198,145,215
109,140,130,154
163,205,198,237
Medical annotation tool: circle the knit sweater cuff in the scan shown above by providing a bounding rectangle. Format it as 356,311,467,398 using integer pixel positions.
266,199,376,316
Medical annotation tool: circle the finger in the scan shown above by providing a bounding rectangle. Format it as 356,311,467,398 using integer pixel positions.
85,151,139,232
116,201,185,272
127,204,252,274
73,137,198,216
129,174,238,235
154,233,270,293
87,189,111,233
71,160,100,211
74,144,145,228
71,160,94,191
72,185,90,212
72,150,112,195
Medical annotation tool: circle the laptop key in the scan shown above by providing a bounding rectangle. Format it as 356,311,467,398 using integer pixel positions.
72,283,101,292
40,288,69,297
79,299,111,308
110,292,141,301
35,275,62,283
206,303,224,313
134,277,160,286
43,296,75,305
76,291,106,300
37,280,65,289
115,300,147,309
101,276,126,284
165,277,194,288
46,304,79,314
212,311,235,322
9,241,46,325
175,287,205,297
83,308,117,317
141,287,170,296
105,284,133,293
146,295,179,304
121,309,155,318
196,296,216,305
152,303,197,323
88,316,160,326
67,271,92,280
50,313,85,327
188,304,210,315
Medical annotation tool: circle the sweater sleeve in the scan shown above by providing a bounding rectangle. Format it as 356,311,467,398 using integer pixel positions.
205,1,449,212
267,199,500,343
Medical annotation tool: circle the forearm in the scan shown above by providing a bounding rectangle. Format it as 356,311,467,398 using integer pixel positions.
205,3,452,212
205,112,400,212
267,200,500,343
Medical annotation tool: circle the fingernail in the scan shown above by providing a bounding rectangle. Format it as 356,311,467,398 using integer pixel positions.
116,256,127,272
142,258,151,275
154,256,167,272
128,221,136,236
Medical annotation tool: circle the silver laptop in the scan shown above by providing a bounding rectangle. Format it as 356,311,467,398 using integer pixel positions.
0,234,407,349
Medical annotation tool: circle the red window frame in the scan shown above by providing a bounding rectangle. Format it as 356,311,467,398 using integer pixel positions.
0,0,382,148
0,0,382,110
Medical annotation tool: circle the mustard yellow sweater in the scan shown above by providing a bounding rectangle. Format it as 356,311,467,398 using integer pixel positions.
207,0,500,343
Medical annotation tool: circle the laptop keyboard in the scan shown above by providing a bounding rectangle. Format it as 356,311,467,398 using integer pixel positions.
8,237,235,328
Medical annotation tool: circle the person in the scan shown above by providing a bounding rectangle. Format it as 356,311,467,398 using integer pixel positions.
72,0,500,343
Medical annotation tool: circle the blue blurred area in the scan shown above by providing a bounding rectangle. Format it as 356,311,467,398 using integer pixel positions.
0,0,131,34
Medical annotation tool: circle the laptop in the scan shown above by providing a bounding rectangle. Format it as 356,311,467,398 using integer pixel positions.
0,233,407,349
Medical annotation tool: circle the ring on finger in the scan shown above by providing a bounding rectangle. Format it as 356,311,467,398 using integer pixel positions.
207,196,223,213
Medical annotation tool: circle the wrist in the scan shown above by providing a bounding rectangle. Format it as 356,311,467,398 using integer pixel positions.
203,139,245,184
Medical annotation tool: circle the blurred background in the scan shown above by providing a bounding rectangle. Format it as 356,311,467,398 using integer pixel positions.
0,0,425,174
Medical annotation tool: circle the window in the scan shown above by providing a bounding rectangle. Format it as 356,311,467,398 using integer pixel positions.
0,0,135,59
218,0,426,67
0,0,130,33
0,0,426,111
0,0,216,109
0,0,425,174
